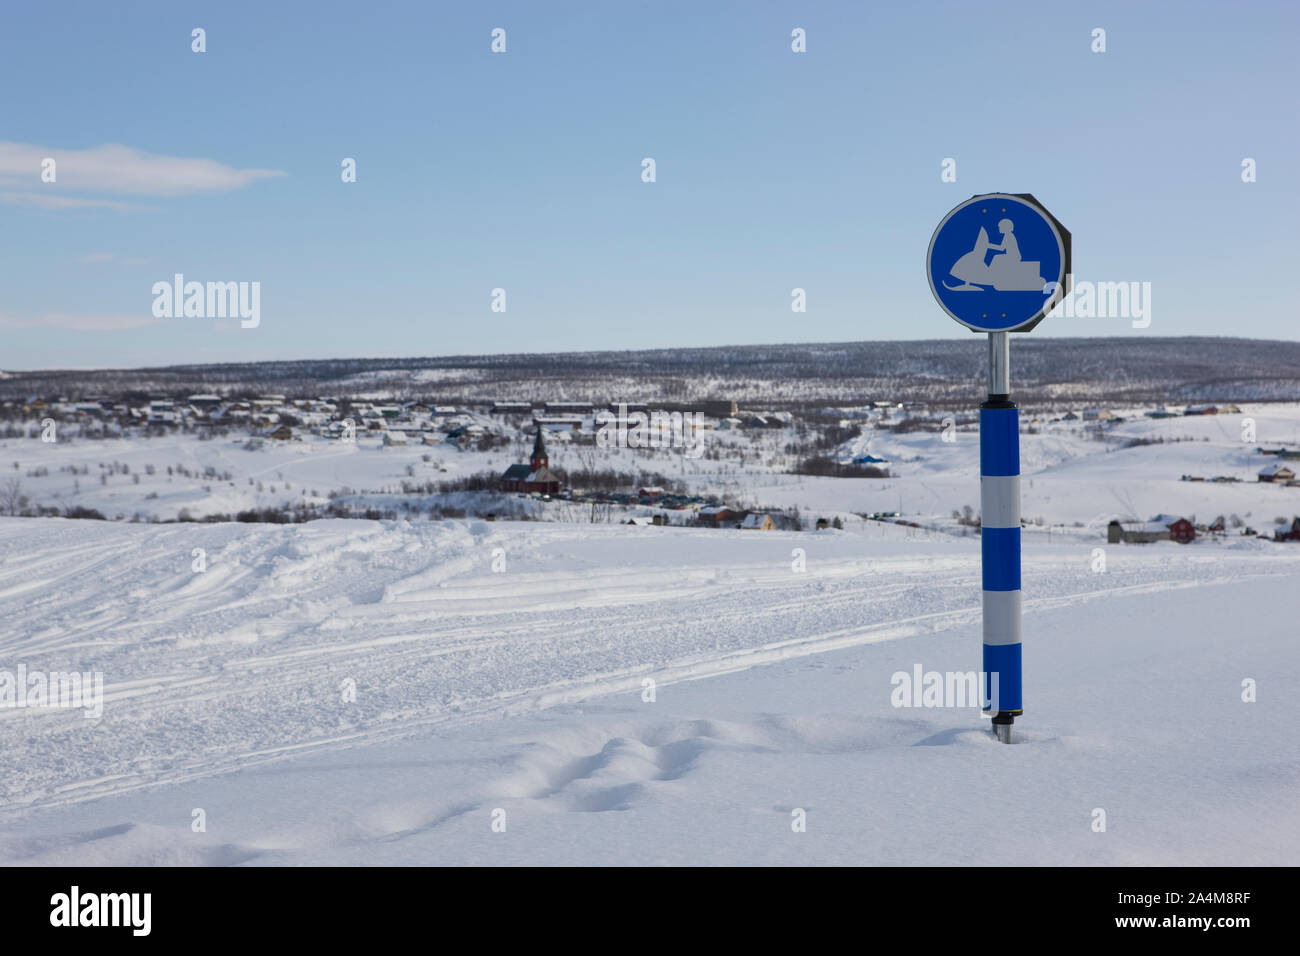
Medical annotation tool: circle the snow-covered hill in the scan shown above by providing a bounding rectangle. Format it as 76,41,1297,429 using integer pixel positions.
5,336,1300,406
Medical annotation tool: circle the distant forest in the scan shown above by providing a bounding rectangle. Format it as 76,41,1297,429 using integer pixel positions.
4,337,1298,409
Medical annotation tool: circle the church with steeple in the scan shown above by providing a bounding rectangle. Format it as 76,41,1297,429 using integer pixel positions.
500,428,561,494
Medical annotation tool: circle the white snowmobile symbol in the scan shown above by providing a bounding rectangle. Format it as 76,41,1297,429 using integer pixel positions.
942,218,1047,292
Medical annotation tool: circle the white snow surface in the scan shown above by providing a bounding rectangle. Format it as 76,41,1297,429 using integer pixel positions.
1,516,1297,866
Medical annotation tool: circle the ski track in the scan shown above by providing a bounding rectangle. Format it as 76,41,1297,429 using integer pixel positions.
1,517,1296,817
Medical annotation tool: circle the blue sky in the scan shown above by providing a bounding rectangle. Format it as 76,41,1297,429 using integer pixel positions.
1,0,1296,370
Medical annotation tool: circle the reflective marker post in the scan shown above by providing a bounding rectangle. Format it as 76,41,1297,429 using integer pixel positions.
981,331,1021,742
926,193,1070,744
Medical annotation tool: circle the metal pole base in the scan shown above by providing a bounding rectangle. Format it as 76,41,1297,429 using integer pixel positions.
991,713,1014,744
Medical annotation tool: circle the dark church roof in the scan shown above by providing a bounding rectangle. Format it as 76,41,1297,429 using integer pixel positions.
501,464,530,480
532,428,547,459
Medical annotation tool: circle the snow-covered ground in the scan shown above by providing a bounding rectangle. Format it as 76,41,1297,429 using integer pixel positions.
1,516,1297,865
759,402,1300,533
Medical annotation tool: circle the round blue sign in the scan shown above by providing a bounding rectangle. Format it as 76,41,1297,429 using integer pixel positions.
927,193,1068,333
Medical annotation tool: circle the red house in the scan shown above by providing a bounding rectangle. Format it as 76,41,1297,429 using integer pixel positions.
500,429,561,494
1167,517,1196,543
697,506,743,528
1275,517,1300,542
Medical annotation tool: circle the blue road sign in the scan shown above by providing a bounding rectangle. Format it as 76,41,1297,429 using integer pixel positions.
927,193,1069,333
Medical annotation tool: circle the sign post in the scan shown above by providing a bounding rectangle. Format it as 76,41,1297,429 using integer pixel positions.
926,193,1070,743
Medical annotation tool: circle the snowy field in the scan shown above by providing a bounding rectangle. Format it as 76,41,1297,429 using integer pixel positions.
1,515,1297,866
2,402,1299,865
4,403,1300,536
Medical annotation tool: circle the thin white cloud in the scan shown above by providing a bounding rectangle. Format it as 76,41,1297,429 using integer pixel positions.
0,142,286,197
0,312,162,332
0,191,155,212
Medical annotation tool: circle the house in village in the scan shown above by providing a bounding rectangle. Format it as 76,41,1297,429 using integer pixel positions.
444,423,490,450
1107,514,1196,544
1258,463,1296,483
648,400,737,419
264,424,294,441
500,430,561,494
490,402,534,416
740,513,776,531
545,401,594,416
609,401,650,415
319,421,352,440
1274,517,1300,542
1157,514,1196,543
188,394,222,416
532,415,585,432
147,400,177,424
696,506,743,528
218,401,251,424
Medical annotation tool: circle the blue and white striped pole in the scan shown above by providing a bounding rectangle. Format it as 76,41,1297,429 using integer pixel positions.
981,331,1022,743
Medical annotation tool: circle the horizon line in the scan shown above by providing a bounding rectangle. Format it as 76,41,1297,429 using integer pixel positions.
4,333,1297,375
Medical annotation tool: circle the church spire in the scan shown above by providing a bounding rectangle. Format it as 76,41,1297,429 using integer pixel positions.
530,428,548,471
